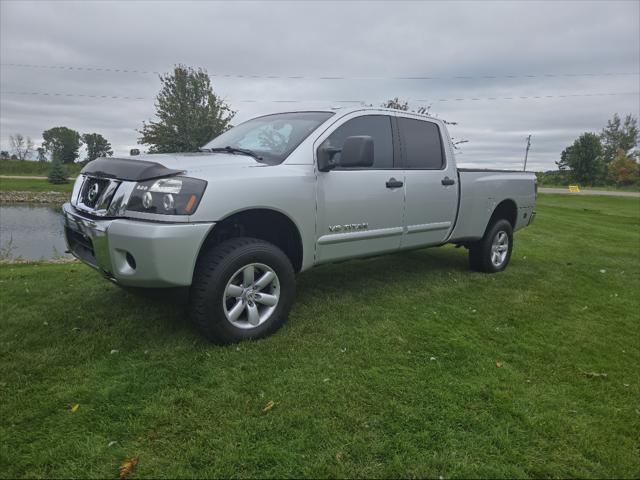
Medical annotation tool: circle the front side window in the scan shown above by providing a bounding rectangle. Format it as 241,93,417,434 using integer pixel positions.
398,117,444,169
203,111,334,164
320,115,394,169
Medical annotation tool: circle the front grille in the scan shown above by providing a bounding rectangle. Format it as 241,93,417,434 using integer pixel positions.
75,175,122,215
80,177,111,209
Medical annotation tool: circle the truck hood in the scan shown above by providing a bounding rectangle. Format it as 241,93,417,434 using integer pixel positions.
141,152,261,173
82,152,265,181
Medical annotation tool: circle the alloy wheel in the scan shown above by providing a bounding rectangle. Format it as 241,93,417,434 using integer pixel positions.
222,263,280,329
490,230,509,267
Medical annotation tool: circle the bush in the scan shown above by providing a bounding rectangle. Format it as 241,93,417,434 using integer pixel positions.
536,171,569,186
48,158,68,184
607,150,640,186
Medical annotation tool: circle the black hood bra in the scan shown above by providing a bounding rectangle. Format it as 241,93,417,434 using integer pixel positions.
81,157,184,181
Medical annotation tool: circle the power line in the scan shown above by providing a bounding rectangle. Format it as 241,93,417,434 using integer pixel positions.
2,63,639,81
1,63,162,75
1,91,146,100
1,90,638,103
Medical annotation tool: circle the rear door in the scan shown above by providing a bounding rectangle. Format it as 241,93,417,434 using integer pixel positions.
315,113,405,263
397,116,459,248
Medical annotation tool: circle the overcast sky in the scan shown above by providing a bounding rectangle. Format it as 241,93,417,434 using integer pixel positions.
1,0,638,170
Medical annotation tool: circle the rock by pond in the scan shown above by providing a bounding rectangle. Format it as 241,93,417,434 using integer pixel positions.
0,191,70,204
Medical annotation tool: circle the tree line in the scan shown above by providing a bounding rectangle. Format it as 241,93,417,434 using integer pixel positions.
539,114,639,187
1,129,115,184
1,130,114,163
558,114,638,186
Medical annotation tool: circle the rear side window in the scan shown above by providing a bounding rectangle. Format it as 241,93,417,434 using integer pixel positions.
321,115,394,169
398,117,444,169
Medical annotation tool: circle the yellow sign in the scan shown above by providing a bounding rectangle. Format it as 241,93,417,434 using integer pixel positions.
568,185,581,193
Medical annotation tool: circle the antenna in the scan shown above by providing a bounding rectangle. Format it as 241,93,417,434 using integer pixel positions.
523,135,532,171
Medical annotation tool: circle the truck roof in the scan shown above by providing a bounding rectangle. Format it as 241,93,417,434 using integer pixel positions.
294,106,443,122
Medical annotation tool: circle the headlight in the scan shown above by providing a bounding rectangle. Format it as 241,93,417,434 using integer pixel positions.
70,175,85,205
127,177,207,215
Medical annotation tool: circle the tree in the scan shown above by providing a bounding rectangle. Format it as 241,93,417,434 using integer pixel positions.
607,149,639,186
36,147,47,162
138,65,235,153
42,127,82,164
381,97,468,148
382,97,431,116
600,114,638,163
9,133,34,160
554,146,571,183
0,151,9,160
383,97,411,112
562,133,603,185
82,133,113,162
556,147,570,171
47,156,68,184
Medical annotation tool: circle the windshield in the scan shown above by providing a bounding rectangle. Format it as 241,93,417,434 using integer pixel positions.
202,111,334,164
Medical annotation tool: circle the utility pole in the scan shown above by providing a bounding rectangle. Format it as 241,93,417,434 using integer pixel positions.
523,135,532,171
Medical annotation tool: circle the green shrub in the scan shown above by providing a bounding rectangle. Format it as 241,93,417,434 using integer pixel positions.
47,158,68,184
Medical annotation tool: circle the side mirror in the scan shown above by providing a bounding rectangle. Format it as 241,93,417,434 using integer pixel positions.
340,136,374,168
317,136,374,171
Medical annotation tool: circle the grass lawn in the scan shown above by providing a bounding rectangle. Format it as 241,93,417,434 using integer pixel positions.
538,183,640,192
0,159,83,177
0,177,74,193
1,194,639,478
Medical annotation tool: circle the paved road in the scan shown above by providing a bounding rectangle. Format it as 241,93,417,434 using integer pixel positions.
539,187,640,198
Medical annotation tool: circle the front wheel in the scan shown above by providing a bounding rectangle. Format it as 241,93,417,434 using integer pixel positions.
469,219,513,273
189,237,296,344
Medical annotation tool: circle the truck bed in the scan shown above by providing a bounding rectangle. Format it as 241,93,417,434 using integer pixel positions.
448,169,537,242
457,168,531,173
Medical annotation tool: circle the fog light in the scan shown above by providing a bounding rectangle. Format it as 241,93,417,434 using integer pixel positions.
162,193,175,211
142,191,153,209
125,252,137,270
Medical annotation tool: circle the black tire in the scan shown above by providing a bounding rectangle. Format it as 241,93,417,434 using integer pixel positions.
190,237,296,344
468,219,513,273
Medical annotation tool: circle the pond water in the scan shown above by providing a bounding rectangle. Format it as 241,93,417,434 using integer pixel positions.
0,204,71,261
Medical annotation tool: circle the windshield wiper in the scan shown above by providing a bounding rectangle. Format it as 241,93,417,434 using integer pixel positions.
200,146,264,162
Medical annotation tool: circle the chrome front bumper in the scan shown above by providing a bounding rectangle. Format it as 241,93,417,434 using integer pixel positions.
62,203,214,287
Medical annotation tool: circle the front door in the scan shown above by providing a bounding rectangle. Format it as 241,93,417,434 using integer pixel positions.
315,114,405,263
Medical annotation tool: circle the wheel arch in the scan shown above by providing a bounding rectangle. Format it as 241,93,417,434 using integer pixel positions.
486,199,518,233
196,207,304,273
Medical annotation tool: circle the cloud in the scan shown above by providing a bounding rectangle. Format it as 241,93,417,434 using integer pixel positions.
1,0,638,169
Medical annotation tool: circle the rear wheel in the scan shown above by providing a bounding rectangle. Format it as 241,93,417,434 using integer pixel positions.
190,237,296,344
468,219,513,273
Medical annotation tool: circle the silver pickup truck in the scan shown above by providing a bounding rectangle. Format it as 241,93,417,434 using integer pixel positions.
63,107,536,343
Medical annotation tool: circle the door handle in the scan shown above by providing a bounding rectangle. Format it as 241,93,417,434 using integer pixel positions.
441,176,455,186
386,178,404,189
